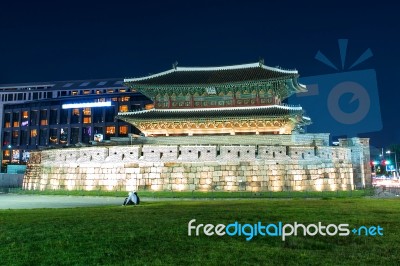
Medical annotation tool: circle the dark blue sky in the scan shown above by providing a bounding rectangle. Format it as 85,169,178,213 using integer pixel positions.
1,0,399,147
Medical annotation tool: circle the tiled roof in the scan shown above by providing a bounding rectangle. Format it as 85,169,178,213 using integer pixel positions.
124,62,298,86
118,105,304,119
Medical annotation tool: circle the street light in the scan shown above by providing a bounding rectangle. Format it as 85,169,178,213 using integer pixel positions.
386,150,398,178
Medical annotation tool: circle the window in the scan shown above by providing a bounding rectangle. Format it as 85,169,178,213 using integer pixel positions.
107,89,114,93
106,126,115,135
60,109,68,124
72,91,78,96
80,82,90,87
105,108,115,122
31,129,37,138
49,128,58,144
96,90,101,94
83,108,91,124
3,150,11,158
83,108,91,115
120,96,130,102
71,109,80,123
40,119,48,126
13,112,19,126
50,109,58,125
20,130,28,145
119,105,129,112
119,125,128,135
60,128,68,144
70,128,79,144
93,108,103,123
94,127,103,135
22,111,28,119
83,117,91,124
3,131,11,146
119,89,126,93
83,90,90,95
30,111,38,125
112,97,118,102
4,113,11,127
39,129,47,145
40,110,47,120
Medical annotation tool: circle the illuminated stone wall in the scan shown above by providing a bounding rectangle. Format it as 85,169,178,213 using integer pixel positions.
23,138,370,192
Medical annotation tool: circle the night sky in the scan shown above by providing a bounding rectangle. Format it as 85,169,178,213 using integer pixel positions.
1,1,399,148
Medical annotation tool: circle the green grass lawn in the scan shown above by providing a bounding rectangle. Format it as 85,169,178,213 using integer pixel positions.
13,188,373,199
0,198,399,265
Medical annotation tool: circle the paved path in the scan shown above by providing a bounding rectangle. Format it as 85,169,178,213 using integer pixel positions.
0,194,201,209
0,194,124,209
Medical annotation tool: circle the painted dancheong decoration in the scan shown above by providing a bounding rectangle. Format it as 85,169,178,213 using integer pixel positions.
119,61,311,136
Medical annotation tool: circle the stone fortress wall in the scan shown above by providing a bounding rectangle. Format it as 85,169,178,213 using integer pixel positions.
23,135,371,192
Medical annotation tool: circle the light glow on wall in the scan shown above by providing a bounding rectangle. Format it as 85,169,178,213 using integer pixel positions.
62,102,112,109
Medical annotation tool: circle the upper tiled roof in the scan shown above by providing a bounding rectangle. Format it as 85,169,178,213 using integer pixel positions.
124,62,298,86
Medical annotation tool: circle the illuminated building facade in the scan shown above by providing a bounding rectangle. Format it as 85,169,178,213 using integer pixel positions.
0,79,151,167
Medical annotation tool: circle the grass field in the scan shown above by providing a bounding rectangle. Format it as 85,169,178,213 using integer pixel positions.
1,198,399,265
13,188,373,199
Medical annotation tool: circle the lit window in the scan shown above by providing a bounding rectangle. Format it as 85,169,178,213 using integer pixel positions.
72,91,78,96
120,96,130,102
72,109,80,116
119,105,129,112
119,89,126,93
31,129,37,137
83,90,90,95
96,90,101,94
107,89,114,93
12,131,19,138
13,121,19,127
119,125,128,135
41,120,48,126
5,122,10,128
112,97,118,102
83,108,91,115
4,150,10,157
22,111,28,119
106,126,115,135
83,117,91,124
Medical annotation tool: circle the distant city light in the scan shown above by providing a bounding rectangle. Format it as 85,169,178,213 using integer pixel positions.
62,102,112,109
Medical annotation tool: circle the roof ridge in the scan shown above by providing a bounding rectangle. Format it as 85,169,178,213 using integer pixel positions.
124,62,298,83
176,62,260,71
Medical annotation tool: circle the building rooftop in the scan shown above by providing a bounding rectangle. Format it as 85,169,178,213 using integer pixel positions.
0,78,126,91
124,62,299,86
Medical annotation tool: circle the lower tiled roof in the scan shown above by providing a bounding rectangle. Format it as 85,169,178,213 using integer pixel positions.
117,105,304,119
